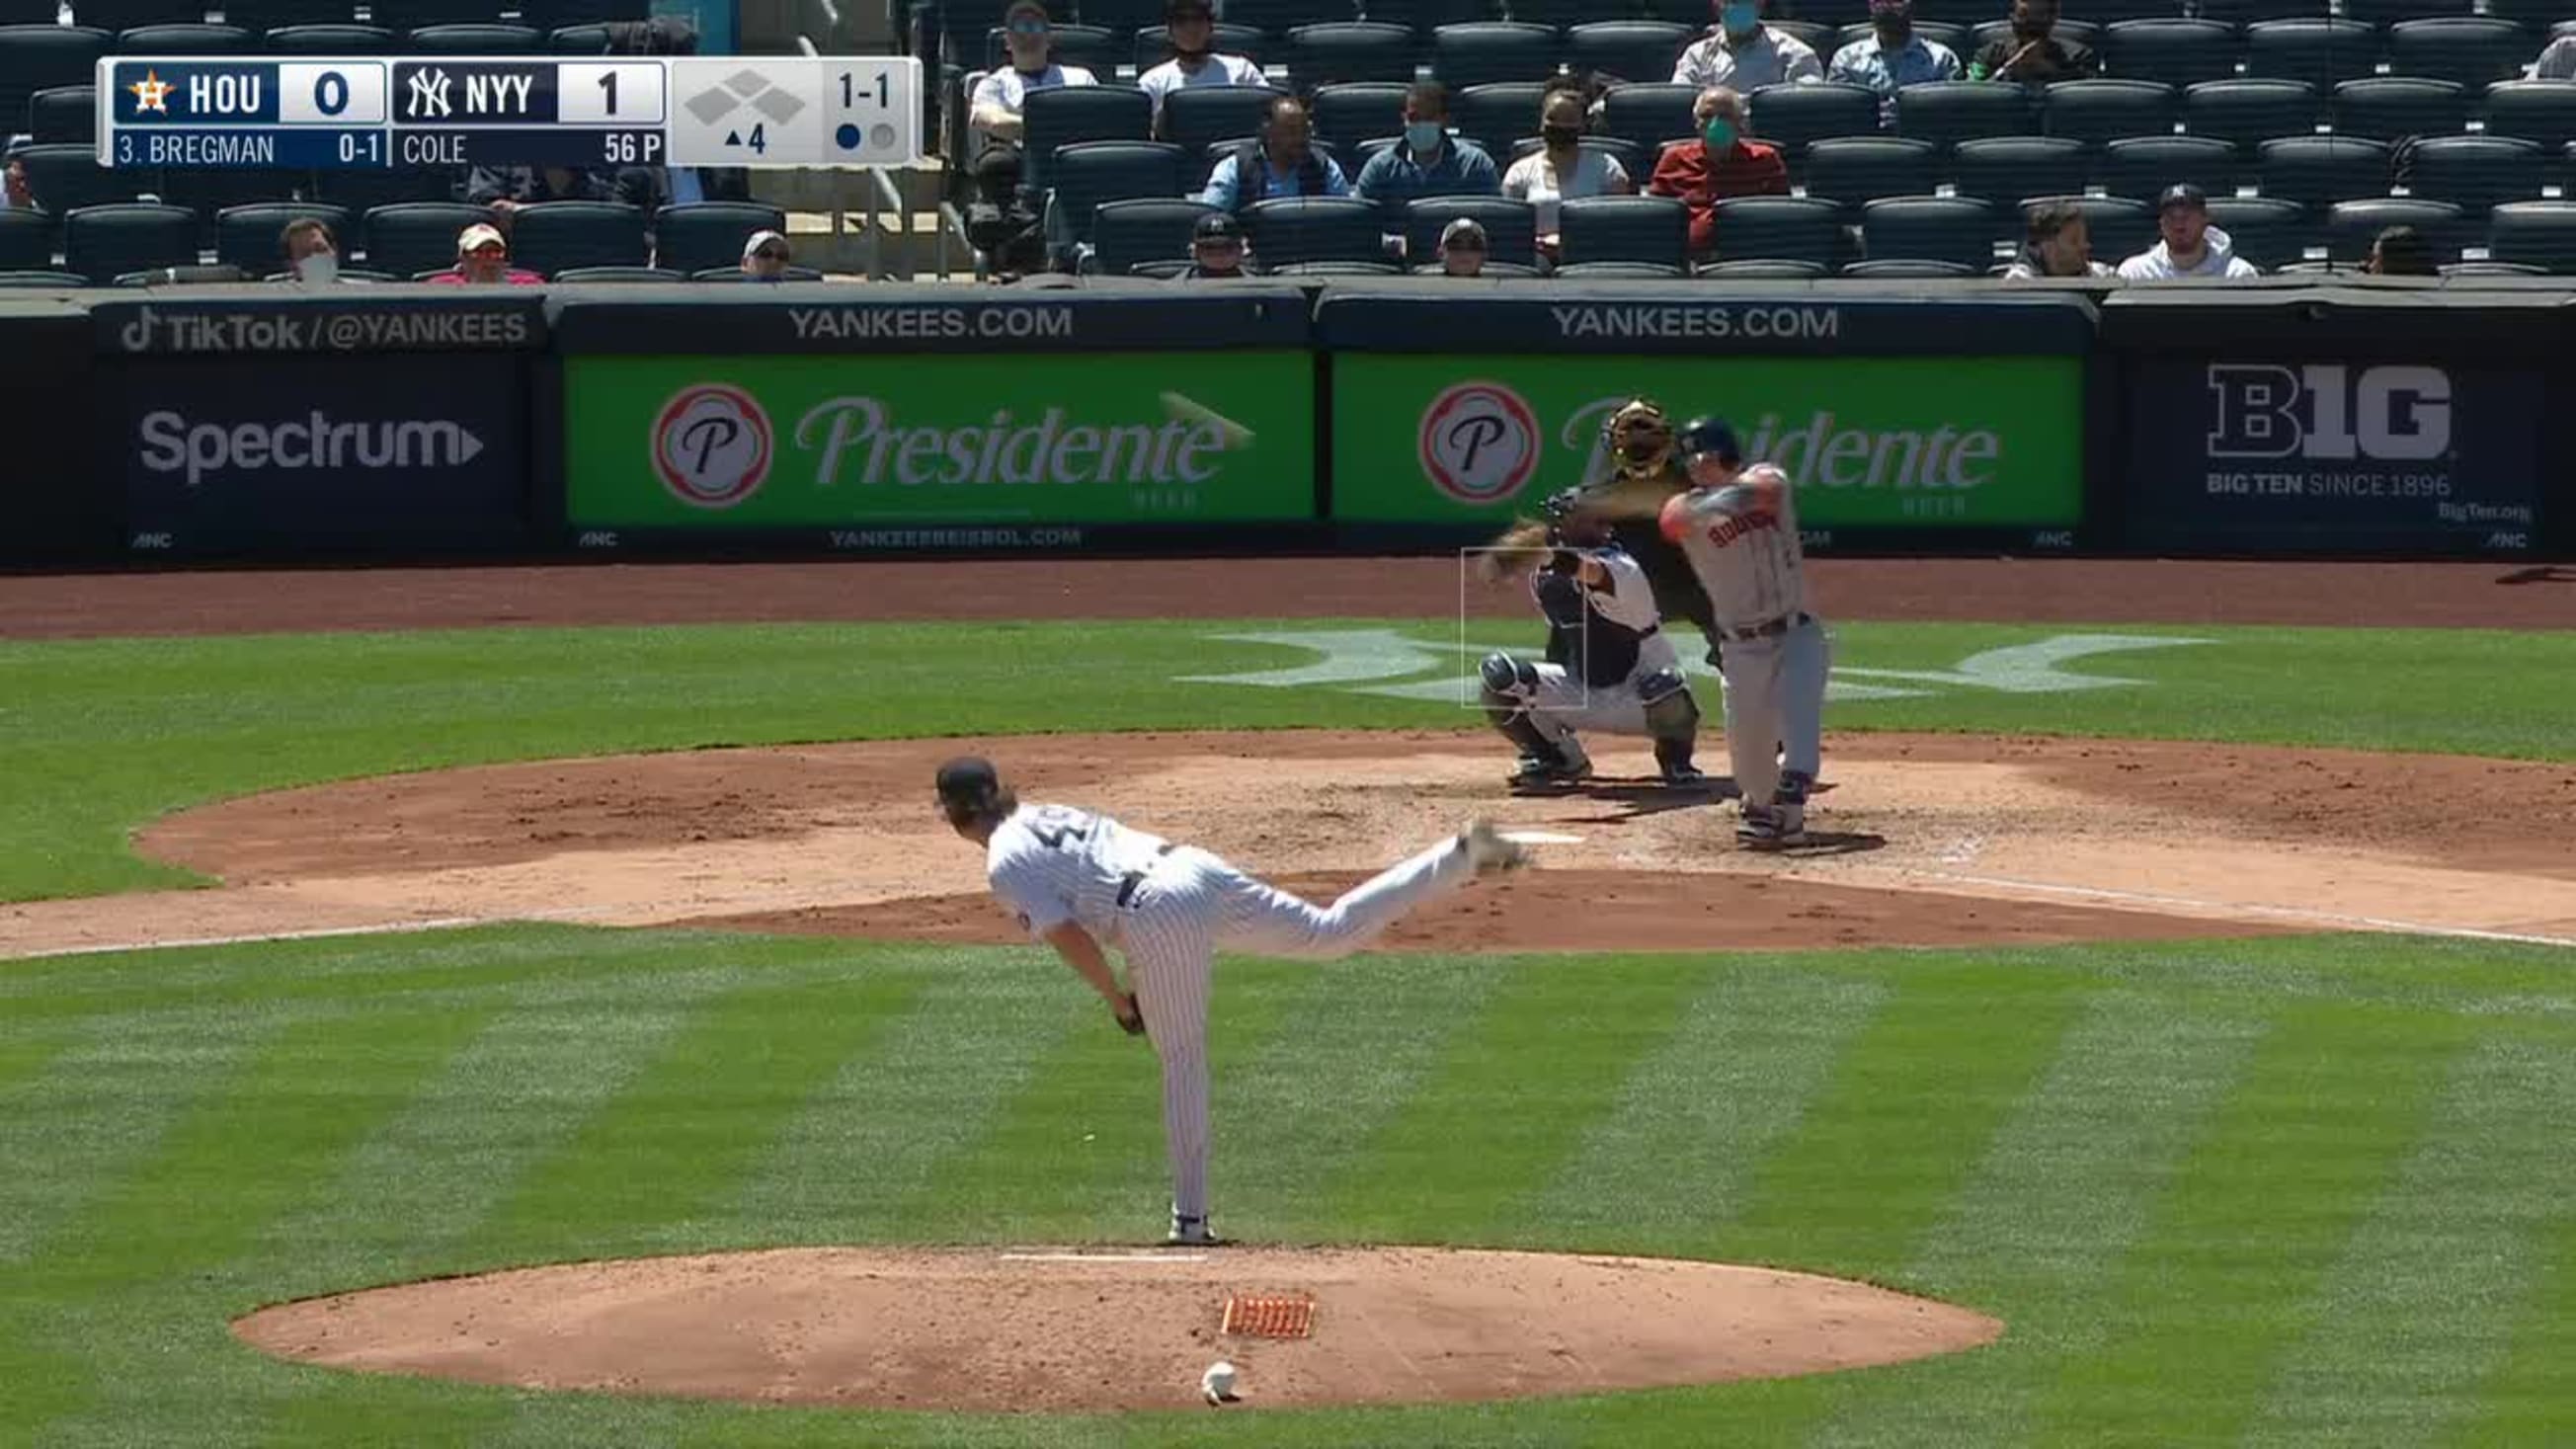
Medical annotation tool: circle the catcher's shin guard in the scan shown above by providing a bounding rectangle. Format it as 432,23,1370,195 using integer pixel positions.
1641,671,1703,783
1479,652,1556,759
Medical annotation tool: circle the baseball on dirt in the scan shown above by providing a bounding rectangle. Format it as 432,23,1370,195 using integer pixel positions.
1201,1359,1238,1404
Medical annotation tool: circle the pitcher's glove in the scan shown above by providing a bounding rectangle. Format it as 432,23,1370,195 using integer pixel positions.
1112,991,1147,1037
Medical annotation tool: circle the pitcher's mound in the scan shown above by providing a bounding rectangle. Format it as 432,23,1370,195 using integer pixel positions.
232,1246,2001,1411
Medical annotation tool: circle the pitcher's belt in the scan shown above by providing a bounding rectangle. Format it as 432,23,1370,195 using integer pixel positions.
1115,842,1180,909
1721,610,1811,643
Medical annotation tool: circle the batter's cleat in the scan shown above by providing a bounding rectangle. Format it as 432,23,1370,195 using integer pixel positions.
1460,819,1530,874
1774,800,1809,845
1168,1214,1224,1247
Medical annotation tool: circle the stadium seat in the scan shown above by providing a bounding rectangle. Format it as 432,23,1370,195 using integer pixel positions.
2484,199,2576,273
2324,196,2462,264
2027,193,2156,261
1401,194,1536,264
1286,23,1418,90
2204,195,2308,269
315,167,459,220
1347,134,1403,169
1744,82,1881,158
651,200,787,276
1090,196,1216,276
360,201,494,276
1161,84,1287,173
1801,134,1938,218
1020,84,1153,196
504,200,645,276
1768,19,1835,59
371,0,505,31
2440,260,2544,278
0,269,87,285
1131,22,1266,72
2399,134,2543,216
691,265,827,282
1893,80,2033,149
2184,79,2321,152
214,201,351,275
2102,20,2241,92
2257,134,2390,211
1557,193,1687,267
2329,77,2467,143
1697,257,1827,278
2100,134,2237,202
1311,81,1409,149
520,0,649,28
1603,82,1705,151
1860,195,1999,269
263,24,397,52
1354,0,1485,29
1503,132,1646,184
75,0,201,30
1220,0,1346,34
1550,259,1682,276
219,0,356,34
1243,195,1384,266
62,201,196,284
16,141,143,219
1631,0,1719,25
0,206,50,272
548,23,611,52
1454,80,1545,158
1266,258,1404,275
2386,19,2523,90
2241,20,2378,90
2041,78,2177,147
28,85,92,145
1949,134,2089,209
1047,139,1185,250
2340,0,2472,28
406,24,541,53
0,27,109,134
1566,21,1692,86
2477,81,2576,150
157,168,305,234
979,25,1119,77
1504,0,1608,30
1842,257,1979,277
549,265,685,282
1967,19,2101,58
1431,22,1558,88
112,22,253,52
1706,195,1840,267
2479,0,2564,36
1069,0,1165,28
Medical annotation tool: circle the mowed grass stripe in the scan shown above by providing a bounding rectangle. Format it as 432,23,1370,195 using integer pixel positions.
18,1003,499,1448
1321,956,1713,1246
2027,1003,2467,1445
910,949,1314,1244
2455,1183,2576,1446
1520,966,1892,1253
463,961,929,1266
1802,991,2271,1449
1222,954,1521,1244
1712,960,2089,1280
2249,1032,2576,1446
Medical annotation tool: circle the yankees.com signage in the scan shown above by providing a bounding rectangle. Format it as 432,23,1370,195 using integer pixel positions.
2126,360,2542,554
116,355,527,553
561,354,1314,535
1333,356,2083,528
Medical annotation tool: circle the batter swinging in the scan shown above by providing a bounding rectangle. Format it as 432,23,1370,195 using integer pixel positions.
1656,415,1831,849
935,758,1529,1246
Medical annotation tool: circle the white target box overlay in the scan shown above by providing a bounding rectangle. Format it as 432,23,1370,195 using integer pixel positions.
1452,546,1603,714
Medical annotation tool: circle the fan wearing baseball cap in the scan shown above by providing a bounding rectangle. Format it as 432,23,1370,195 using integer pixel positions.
1140,0,1264,134
2116,183,2260,280
429,222,543,285
1180,211,1250,279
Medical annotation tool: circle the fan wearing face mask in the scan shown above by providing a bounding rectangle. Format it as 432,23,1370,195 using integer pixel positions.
280,217,363,286
1140,0,1263,135
1969,0,2096,85
1673,0,1822,91
1353,81,1502,229
1647,86,1788,262
1827,0,1961,123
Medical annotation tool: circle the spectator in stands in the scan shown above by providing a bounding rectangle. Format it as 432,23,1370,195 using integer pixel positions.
2002,200,2111,278
1672,0,1823,92
280,217,362,285
466,164,618,212
1181,210,1252,279
1969,0,2096,85
1355,83,1502,225
2364,224,2436,276
1649,86,1788,261
2,153,32,212
1142,0,1264,135
969,0,1099,273
1828,0,1961,122
431,223,545,285
1200,95,1351,211
1505,81,1634,263
2525,29,2576,79
2118,183,2259,279
1438,217,1490,276
742,228,794,281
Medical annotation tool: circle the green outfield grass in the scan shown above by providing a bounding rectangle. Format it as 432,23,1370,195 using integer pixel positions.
3,926,2574,1448
2,618,2571,902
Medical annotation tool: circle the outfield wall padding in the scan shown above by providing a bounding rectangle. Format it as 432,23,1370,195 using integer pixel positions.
0,301,109,563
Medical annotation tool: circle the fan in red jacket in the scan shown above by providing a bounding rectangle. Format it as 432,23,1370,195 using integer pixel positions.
1647,86,1789,261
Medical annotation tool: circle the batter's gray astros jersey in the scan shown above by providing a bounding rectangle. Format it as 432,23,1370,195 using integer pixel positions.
985,803,1172,943
1657,463,1808,632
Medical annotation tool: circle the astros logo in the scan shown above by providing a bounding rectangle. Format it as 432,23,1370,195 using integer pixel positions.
126,70,173,113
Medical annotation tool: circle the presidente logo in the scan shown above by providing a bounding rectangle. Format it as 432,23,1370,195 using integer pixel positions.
1558,396,2008,491
1419,382,1540,505
655,384,772,509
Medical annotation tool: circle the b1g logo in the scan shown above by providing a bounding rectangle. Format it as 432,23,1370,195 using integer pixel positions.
1418,381,1539,505
2206,363,2452,461
654,384,772,508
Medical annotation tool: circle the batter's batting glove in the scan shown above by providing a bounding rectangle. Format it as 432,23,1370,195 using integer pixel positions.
1113,991,1147,1037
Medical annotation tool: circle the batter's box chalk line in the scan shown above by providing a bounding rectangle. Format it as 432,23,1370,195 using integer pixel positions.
1222,1293,1317,1339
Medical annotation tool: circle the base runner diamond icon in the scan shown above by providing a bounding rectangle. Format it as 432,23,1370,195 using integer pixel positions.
668,57,825,166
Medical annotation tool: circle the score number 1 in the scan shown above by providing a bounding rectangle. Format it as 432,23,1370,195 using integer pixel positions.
842,70,889,108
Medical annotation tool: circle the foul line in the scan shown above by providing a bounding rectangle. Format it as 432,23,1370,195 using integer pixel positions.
1901,867,2576,950
6,914,501,961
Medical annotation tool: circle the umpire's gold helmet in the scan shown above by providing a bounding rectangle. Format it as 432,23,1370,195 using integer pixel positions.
1603,397,1675,479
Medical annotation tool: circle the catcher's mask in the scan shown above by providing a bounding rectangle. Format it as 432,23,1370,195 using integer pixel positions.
1540,487,1610,549
1604,399,1675,477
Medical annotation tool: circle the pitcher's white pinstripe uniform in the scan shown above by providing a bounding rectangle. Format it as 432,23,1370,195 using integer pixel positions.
986,803,1478,1226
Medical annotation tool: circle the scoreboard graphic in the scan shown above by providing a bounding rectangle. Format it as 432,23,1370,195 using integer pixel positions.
99,55,921,170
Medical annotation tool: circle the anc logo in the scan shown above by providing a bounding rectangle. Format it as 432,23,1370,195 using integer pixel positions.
654,384,772,509
1418,381,1540,506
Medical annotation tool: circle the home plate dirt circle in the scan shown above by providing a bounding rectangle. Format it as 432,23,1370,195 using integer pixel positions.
229,1247,2003,1411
